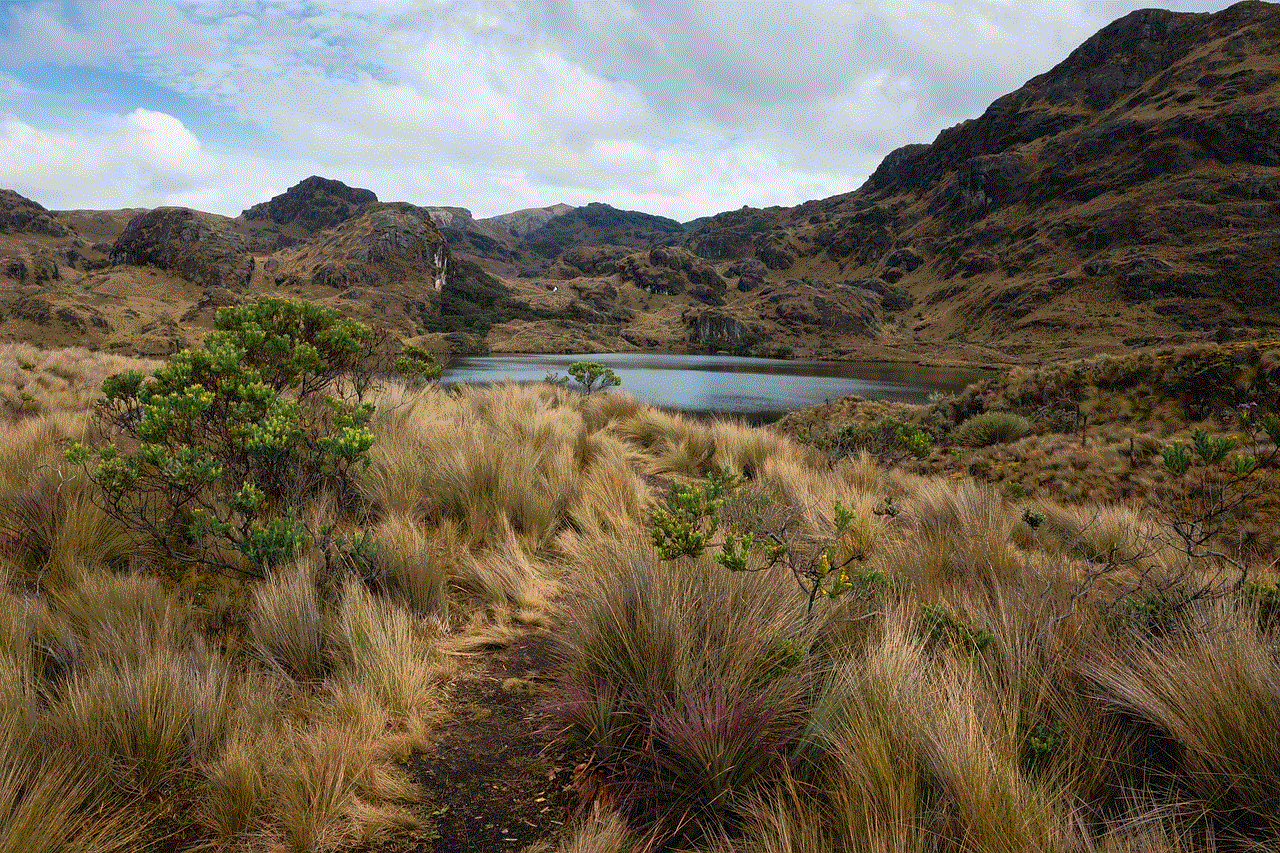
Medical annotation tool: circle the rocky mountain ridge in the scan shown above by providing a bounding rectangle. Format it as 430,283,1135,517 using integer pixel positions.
1,1,1278,364
676,0,1280,360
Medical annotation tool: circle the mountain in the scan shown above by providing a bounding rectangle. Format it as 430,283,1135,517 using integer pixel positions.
481,203,574,237
680,0,1280,361
521,202,688,260
241,175,377,231
2,2,1279,364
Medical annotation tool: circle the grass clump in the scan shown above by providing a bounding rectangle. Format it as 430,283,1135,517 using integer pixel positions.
954,410,1034,447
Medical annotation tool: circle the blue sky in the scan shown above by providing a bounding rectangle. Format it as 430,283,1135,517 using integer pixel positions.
0,0,1240,221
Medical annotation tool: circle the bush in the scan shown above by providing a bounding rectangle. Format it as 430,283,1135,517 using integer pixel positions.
882,285,913,312
954,411,1033,447
567,361,620,394
833,417,932,461
69,298,420,578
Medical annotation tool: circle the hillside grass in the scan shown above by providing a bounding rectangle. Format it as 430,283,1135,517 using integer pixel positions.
0,340,1278,851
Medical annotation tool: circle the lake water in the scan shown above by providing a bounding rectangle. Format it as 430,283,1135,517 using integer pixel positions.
441,353,991,422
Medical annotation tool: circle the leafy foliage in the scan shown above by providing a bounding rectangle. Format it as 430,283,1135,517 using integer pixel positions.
566,361,621,394
920,604,994,655
68,298,412,577
650,471,741,561
882,284,914,312
833,416,933,461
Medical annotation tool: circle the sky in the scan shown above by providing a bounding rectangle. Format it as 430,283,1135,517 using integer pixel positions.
0,0,1242,222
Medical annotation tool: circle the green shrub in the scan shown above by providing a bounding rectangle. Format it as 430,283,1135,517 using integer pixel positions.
567,361,620,394
920,605,994,656
882,284,913,312
954,411,1033,447
68,298,404,577
834,417,932,461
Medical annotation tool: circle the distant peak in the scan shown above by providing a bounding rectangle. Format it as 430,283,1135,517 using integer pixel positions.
240,176,377,230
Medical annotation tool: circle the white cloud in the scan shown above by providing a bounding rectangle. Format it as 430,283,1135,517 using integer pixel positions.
0,0,1246,219
0,108,221,210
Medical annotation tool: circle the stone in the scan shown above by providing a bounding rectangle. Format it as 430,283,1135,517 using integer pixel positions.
111,208,253,291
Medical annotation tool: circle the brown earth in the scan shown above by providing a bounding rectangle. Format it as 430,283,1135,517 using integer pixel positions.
362,630,579,853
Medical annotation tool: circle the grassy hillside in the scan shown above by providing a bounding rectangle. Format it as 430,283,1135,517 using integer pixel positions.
0,336,1278,852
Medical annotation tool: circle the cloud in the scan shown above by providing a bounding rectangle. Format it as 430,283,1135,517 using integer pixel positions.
0,107,220,209
0,0,1243,219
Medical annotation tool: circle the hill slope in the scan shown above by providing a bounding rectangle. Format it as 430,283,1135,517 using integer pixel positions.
2,2,1279,363
684,0,1280,360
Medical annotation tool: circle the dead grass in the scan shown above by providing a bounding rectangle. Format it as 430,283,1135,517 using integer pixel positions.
0,343,158,420
5,371,1280,851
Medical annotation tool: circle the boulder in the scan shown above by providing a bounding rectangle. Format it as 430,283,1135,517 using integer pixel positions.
110,208,253,291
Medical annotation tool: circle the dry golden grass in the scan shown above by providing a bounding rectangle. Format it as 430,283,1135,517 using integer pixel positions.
5,368,1280,852
1085,607,1280,832
0,343,158,419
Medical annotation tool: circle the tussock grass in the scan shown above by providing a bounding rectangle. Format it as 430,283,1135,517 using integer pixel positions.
249,561,328,681
0,343,158,420
7,370,1280,851
369,512,450,618
0,714,158,853
883,475,1022,591
551,539,816,845
328,577,451,719
1085,609,1280,832
364,382,587,551
47,645,234,795
535,810,637,853
195,732,269,843
955,409,1035,447
272,723,379,853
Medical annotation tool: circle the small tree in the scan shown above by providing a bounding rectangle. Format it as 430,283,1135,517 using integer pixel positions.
68,298,428,578
567,361,620,394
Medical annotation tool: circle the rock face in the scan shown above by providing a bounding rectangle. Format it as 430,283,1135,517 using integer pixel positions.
680,0,1280,358
685,308,753,348
523,203,688,261
481,203,573,237
241,176,377,231
617,246,727,305
274,202,449,292
0,189,73,238
111,208,253,291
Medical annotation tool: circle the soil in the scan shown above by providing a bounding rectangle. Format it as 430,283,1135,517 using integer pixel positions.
370,630,579,852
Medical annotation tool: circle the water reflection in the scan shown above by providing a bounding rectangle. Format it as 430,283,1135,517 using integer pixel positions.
441,353,990,421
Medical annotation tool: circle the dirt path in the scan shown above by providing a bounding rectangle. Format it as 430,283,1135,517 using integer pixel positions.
390,630,578,852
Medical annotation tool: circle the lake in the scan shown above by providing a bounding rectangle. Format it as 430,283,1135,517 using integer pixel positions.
441,353,991,422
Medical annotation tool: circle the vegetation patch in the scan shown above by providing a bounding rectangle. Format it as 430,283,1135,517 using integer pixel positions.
954,410,1033,447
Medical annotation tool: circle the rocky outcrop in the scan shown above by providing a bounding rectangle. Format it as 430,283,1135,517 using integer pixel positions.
726,258,768,292
686,205,788,262
685,308,753,348
553,246,630,278
481,203,574,237
241,176,377,231
274,202,449,293
2,250,61,283
110,208,253,291
0,189,73,238
523,203,687,261
759,279,881,338
618,246,727,304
